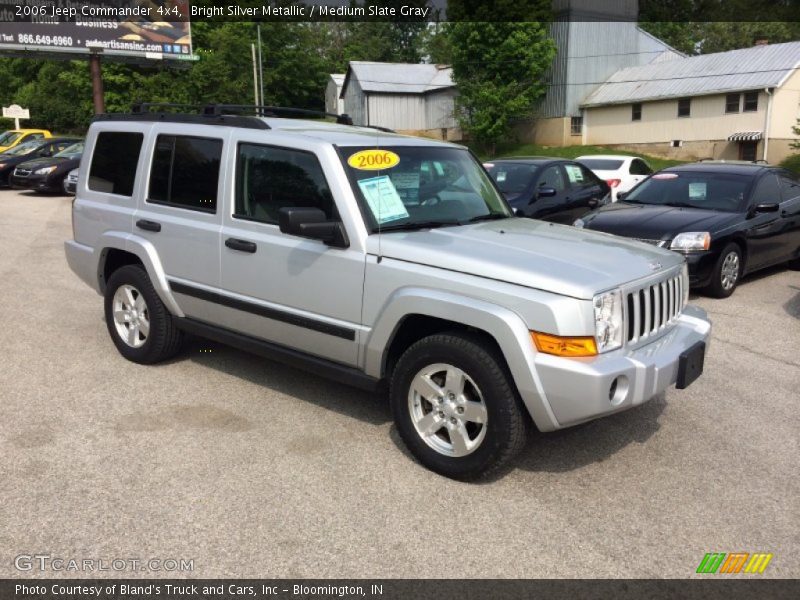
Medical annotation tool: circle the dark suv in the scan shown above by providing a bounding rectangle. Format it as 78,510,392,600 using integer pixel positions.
577,163,800,297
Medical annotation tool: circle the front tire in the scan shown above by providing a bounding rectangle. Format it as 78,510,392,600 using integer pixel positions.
104,265,183,364
390,332,529,480
706,243,742,298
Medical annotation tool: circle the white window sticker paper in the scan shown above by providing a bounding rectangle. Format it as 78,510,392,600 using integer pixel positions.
358,175,410,224
688,182,707,200
564,164,584,184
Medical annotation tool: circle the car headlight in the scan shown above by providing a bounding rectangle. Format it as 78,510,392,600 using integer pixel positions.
573,218,585,228
34,166,57,175
670,231,710,251
0,163,6,169
594,289,623,353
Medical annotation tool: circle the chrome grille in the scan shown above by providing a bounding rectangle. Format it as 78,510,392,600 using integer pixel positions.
14,167,31,177
626,273,684,343
67,173,78,182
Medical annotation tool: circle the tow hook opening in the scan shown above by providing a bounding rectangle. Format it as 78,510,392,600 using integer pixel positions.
609,376,629,406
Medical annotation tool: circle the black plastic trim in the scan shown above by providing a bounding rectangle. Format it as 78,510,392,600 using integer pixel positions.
169,281,356,341
175,317,378,391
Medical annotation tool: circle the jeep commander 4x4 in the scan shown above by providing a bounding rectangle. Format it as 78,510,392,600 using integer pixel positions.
65,105,711,480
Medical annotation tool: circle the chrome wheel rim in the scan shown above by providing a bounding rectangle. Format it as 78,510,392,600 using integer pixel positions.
408,363,488,458
720,252,740,291
112,284,150,348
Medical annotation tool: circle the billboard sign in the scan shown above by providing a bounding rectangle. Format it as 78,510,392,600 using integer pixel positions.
0,1,193,62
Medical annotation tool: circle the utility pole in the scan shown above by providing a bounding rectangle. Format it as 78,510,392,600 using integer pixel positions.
257,25,264,109
251,43,259,107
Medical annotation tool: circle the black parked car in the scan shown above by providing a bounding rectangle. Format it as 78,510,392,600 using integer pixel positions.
483,158,611,224
10,141,84,193
577,163,800,297
0,137,81,187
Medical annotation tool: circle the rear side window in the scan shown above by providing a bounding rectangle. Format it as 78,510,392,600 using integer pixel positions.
89,132,144,196
235,143,334,224
148,135,222,213
630,159,651,175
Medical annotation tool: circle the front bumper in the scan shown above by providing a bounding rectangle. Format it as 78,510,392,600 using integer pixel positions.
684,251,719,288
532,305,711,428
10,172,63,192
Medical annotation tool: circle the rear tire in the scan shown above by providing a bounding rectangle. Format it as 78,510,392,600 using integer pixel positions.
706,243,742,298
104,265,183,364
390,332,529,480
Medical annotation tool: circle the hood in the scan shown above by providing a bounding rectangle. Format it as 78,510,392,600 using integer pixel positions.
18,156,80,170
583,202,740,240
367,218,683,300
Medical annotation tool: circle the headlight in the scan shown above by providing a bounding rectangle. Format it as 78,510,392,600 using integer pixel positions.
0,163,6,169
670,231,710,251
593,289,623,353
34,166,57,175
573,218,585,228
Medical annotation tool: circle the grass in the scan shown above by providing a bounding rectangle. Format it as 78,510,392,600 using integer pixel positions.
469,142,686,171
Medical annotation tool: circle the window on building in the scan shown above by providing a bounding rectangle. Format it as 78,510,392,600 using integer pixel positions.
725,93,740,113
148,135,222,212
672,140,682,148
570,116,583,136
631,103,642,121
89,132,144,196
677,98,691,117
235,143,335,225
743,91,759,112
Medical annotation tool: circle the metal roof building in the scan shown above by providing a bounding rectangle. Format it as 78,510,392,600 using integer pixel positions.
582,41,800,107
339,62,458,137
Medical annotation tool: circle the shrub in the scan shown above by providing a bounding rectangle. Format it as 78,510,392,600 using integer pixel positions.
779,154,800,174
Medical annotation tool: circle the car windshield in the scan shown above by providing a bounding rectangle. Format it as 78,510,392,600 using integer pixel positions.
341,145,511,232
578,158,624,170
0,131,22,145
4,140,40,156
623,171,752,212
483,162,538,194
55,142,84,158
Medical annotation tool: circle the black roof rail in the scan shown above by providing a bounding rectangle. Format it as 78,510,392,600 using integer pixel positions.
94,102,393,132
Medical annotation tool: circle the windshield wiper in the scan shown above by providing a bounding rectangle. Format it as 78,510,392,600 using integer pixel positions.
663,201,697,208
377,220,463,232
467,213,511,223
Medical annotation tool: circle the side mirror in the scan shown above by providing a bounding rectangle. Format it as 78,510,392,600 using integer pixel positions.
537,186,557,198
278,207,348,248
754,203,779,213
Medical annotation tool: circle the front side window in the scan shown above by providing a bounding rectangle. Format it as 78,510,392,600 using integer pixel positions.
725,93,740,113
537,165,567,192
743,91,759,112
235,143,334,224
89,132,144,196
678,98,691,117
624,171,751,212
148,135,221,212
751,173,780,205
342,146,510,232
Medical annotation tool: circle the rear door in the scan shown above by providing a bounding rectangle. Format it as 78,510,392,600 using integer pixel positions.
217,137,365,366
132,128,225,321
562,162,608,222
745,172,786,269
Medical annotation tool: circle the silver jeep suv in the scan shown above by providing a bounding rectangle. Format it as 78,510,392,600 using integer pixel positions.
65,106,711,479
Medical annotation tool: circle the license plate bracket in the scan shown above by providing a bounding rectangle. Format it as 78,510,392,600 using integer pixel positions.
677,341,705,389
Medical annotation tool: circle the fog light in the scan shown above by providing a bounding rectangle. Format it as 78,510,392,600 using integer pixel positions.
609,376,629,406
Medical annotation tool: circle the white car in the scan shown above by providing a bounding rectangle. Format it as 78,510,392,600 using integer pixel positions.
576,155,653,202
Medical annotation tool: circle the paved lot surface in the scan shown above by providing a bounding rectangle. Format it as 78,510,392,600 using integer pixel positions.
1,189,798,579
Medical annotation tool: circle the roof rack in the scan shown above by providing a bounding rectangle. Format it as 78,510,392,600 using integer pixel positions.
93,103,394,133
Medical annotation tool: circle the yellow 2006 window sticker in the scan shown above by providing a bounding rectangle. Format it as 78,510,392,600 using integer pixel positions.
347,149,400,170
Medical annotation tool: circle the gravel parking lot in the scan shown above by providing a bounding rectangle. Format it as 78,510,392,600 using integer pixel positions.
1,189,798,579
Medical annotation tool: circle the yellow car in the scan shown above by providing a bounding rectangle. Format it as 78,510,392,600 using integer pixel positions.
0,129,52,153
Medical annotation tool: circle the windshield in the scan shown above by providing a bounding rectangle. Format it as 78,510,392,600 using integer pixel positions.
483,162,538,194
0,131,22,145
578,158,624,170
624,171,751,212
55,142,84,158
4,140,40,156
341,146,511,232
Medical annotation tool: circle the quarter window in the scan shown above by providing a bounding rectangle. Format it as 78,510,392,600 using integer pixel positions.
148,135,222,212
235,143,334,225
678,97,691,117
629,159,652,175
725,93,740,113
743,91,759,112
89,132,144,196
631,103,642,121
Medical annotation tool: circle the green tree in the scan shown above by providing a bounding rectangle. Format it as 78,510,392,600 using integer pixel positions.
448,21,555,154
791,120,800,150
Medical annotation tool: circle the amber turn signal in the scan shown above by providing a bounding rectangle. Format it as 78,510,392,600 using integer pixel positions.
531,332,598,357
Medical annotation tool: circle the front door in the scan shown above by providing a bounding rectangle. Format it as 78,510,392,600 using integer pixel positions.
739,141,758,162
218,140,365,366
